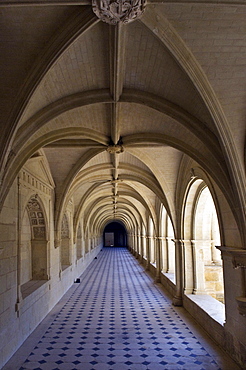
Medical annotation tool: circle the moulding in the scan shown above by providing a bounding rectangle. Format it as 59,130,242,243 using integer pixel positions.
236,297,246,317
172,294,182,306
217,246,246,317
216,246,246,269
20,168,53,196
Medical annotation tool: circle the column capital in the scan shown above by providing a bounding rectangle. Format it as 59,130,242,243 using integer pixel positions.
171,239,183,246
236,297,246,317
54,239,61,248
216,246,246,269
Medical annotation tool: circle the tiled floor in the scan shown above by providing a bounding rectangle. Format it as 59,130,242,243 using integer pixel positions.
4,247,241,370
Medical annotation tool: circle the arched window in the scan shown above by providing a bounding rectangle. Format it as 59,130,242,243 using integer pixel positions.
61,213,71,270
20,197,48,298
85,229,90,254
76,223,82,260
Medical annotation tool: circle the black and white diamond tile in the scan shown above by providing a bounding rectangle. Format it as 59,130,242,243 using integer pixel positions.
17,248,226,369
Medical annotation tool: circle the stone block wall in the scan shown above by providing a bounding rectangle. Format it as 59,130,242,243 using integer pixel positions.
0,167,102,368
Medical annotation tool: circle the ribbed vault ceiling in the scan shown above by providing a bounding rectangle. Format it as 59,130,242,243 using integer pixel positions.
1,0,246,237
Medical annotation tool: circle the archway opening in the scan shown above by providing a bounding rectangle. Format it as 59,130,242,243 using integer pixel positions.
194,186,224,302
183,180,224,303
103,222,127,247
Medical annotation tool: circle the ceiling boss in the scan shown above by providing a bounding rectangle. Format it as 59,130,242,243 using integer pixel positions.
92,0,146,24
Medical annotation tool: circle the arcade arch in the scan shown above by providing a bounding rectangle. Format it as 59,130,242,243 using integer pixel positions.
182,179,224,302
1,3,246,367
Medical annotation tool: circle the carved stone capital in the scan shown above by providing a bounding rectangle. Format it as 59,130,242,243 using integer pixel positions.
236,297,246,317
216,246,246,269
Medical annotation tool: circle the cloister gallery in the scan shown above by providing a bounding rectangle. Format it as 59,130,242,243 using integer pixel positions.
0,0,246,368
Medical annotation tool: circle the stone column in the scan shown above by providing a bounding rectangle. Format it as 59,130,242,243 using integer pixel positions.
128,233,133,252
167,236,175,273
146,236,151,271
139,234,144,263
211,240,222,265
136,233,141,259
192,240,206,295
182,239,194,295
155,237,162,283
132,233,136,255
172,239,183,306
16,176,22,314
135,233,139,258
161,237,168,273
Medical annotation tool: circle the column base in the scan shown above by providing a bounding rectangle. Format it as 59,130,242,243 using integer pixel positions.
172,295,183,306
154,275,161,283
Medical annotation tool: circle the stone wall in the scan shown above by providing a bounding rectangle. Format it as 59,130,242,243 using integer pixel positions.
0,164,102,368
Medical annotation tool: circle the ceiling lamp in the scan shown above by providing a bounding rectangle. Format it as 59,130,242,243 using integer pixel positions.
92,0,146,25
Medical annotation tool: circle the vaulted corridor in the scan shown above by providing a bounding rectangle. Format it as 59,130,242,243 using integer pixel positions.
1,1,246,367
4,247,239,370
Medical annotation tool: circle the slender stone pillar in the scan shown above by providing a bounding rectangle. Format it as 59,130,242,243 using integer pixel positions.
139,234,144,263
166,237,175,273
133,235,136,253
192,240,206,295
182,239,194,295
135,234,139,258
16,176,22,315
155,237,162,283
172,239,183,306
128,233,133,252
146,236,151,271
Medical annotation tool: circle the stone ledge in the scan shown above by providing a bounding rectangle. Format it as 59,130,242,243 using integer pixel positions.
163,272,176,284
21,280,47,300
185,294,225,325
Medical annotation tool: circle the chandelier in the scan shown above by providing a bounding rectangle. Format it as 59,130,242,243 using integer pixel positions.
92,0,146,25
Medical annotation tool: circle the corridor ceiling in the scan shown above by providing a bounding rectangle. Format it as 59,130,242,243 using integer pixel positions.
1,0,246,235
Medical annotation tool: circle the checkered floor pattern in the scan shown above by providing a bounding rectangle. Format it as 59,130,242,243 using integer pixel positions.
6,247,238,369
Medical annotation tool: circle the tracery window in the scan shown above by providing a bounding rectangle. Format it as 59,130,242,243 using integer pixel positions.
61,213,71,270
20,196,48,298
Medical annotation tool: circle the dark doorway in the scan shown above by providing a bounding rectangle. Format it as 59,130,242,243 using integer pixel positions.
103,222,127,247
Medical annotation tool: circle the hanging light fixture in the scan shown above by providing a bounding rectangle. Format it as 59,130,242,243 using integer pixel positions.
92,0,146,25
